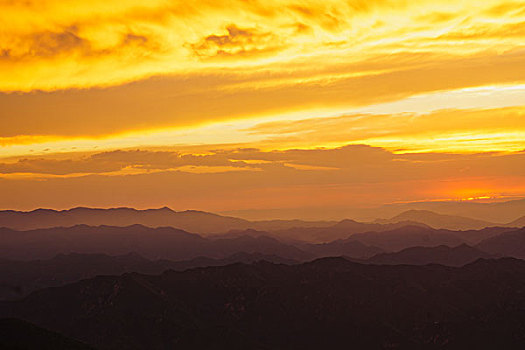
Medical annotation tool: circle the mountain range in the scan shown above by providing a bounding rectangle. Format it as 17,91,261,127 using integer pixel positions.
0,233,517,302
1,207,523,240
477,227,525,259
2,224,524,263
3,257,525,349
0,252,298,301
375,209,498,230
1,205,525,349
0,207,334,233
0,225,311,261
367,244,494,266
222,198,525,223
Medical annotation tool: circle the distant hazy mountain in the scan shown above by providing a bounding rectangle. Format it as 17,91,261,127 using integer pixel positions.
249,219,337,231
376,209,497,230
3,258,525,349
0,207,249,232
477,227,525,259
451,226,518,244
341,225,465,251
222,198,525,223
0,224,311,261
377,198,525,224
260,218,511,244
302,240,384,259
0,223,515,263
163,251,299,270
507,215,525,228
215,228,280,240
0,207,334,234
0,207,449,244
0,252,298,301
367,244,493,266
2,206,516,245
272,219,429,243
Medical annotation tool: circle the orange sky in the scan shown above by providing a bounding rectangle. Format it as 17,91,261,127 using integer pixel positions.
1,0,525,215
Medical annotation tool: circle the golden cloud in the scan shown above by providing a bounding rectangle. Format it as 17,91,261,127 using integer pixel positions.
1,0,524,92
1,50,525,140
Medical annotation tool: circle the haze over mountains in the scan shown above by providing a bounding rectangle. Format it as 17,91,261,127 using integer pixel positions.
2,222,525,303
1,204,523,237
508,214,525,228
367,244,494,266
0,225,311,261
375,210,498,230
0,205,523,267
223,198,525,223
2,223,523,262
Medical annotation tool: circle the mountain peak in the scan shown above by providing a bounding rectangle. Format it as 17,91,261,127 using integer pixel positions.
383,209,497,230
157,206,174,212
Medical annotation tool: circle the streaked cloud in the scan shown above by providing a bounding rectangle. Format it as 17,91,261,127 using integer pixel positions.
1,0,524,145
0,149,256,175
2,50,525,141
1,0,524,92
2,144,525,180
246,106,525,152
2,103,524,158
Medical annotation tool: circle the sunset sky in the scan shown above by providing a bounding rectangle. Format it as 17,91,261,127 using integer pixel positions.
1,0,525,217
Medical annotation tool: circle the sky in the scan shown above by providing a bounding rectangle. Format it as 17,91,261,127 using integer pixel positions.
1,0,525,217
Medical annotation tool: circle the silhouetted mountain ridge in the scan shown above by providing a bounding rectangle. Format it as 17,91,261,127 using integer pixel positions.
0,207,336,234
368,244,494,266
376,209,499,230
477,227,525,259
0,224,311,261
0,251,299,301
272,220,430,243
507,215,525,228
4,206,522,243
0,223,518,263
341,225,464,251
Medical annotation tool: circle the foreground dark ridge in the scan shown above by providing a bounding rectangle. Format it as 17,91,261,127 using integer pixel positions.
0,252,299,300
0,244,496,301
3,257,525,349
0,318,94,349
